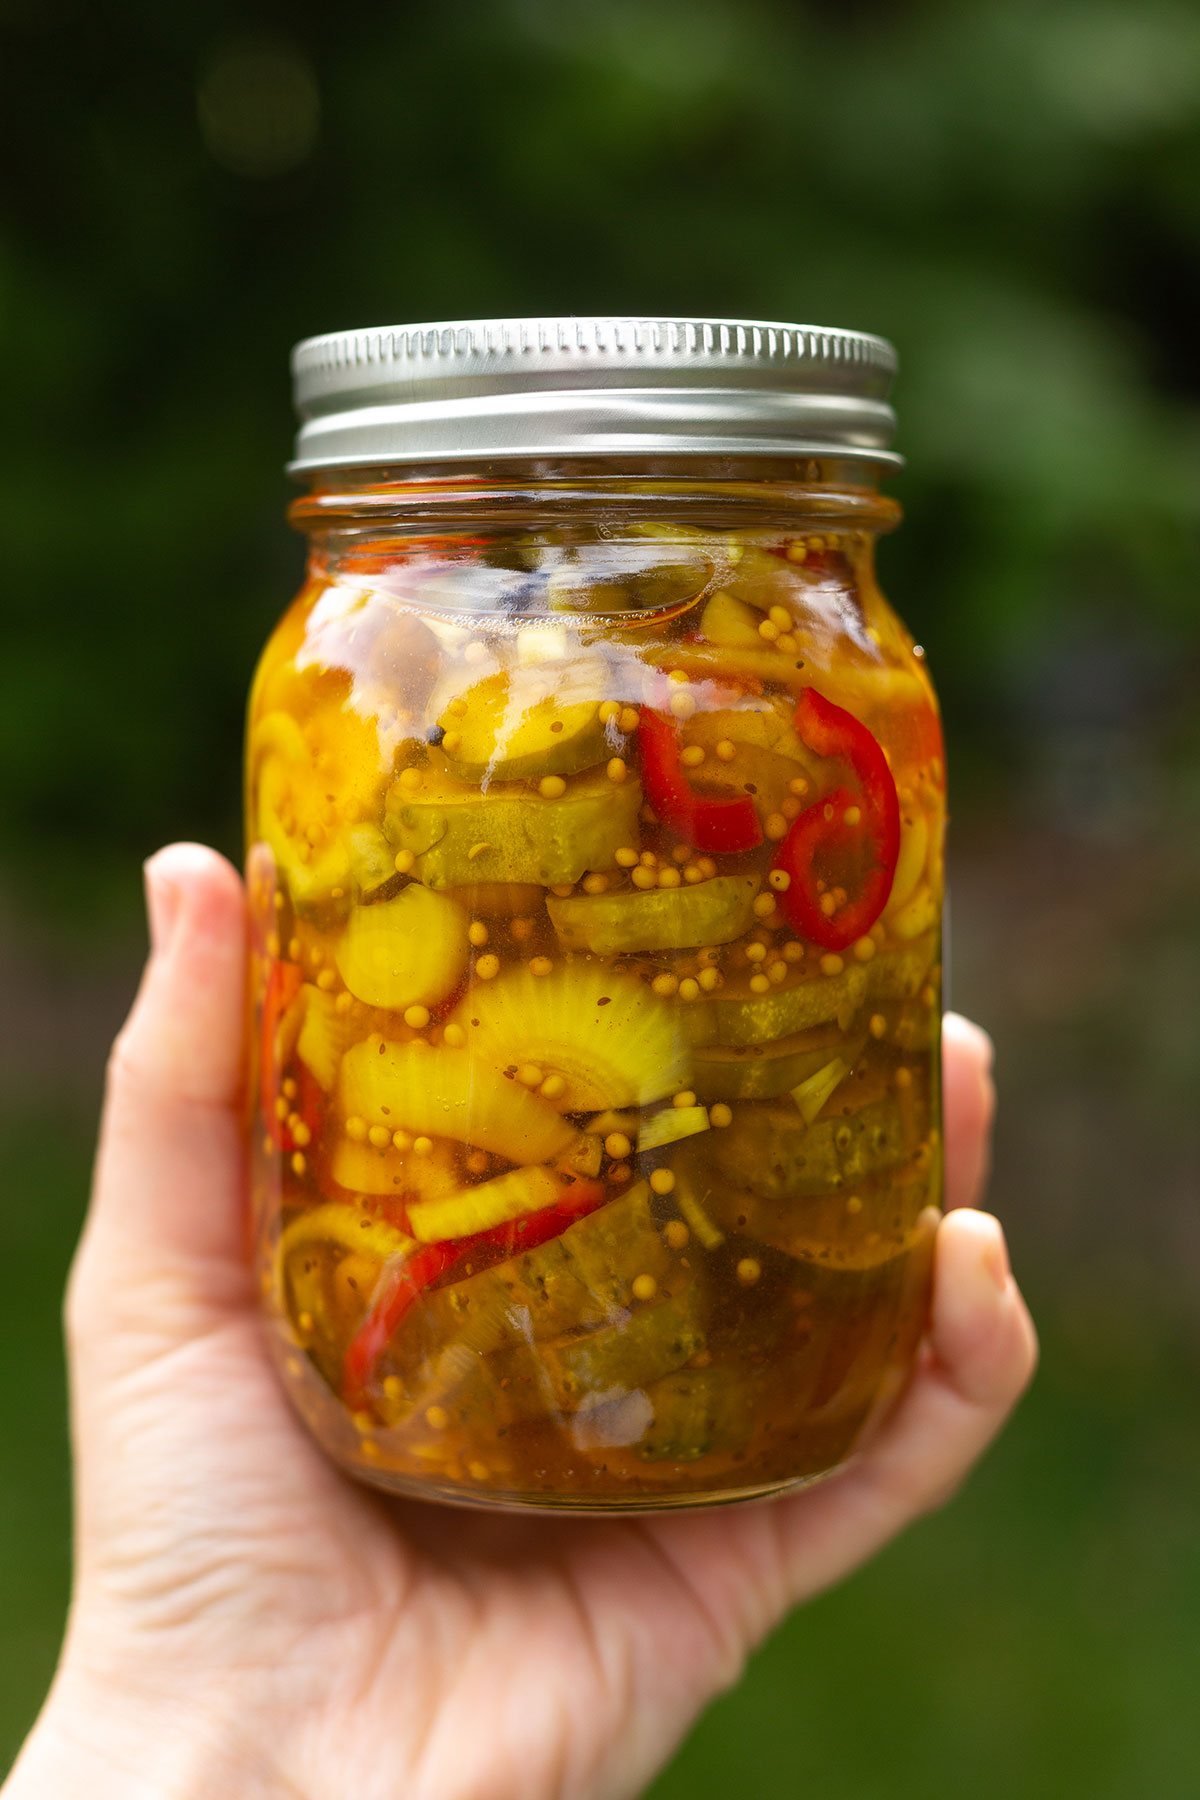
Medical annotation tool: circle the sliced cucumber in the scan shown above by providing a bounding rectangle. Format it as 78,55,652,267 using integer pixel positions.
328,1135,461,1201
490,1284,705,1413
451,965,690,1110
338,1037,576,1164
547,873,759,956
438,666,609,781
710,1158,939,1270
385,764,643,890
295,985,355,1091
698,590,765,648
710,1077,931,1199
334,886,468,1011
692,1023,851,1102
684,936,936,1049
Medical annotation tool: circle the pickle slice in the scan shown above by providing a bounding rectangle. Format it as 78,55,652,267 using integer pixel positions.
438,667,608,781
547,873,759,956
295,985,356,1091
490,1284,706,1415
711,1157,939,1270
710,1077,931,1199
638,1365,750,1462
692,1023,855,1102
334,886,469,1010
698,590,765,648
684,935,937,1048
385,765,643,889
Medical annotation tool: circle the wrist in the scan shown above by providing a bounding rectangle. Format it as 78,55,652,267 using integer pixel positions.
3,1664,288,1800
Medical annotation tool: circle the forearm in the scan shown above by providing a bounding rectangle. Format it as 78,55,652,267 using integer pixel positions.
3,1668,293,1800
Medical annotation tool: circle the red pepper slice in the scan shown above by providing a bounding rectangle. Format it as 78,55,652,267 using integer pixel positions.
341,1180,607,1412
259,961,304,1150
638,708,763,853
773,689,900,952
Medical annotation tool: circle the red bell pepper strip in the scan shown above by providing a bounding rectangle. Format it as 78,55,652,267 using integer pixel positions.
773,689,900,952
637,708,763,853
341,1180,607,1412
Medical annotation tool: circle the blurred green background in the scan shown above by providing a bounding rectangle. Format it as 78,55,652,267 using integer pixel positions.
2,0,1199,1791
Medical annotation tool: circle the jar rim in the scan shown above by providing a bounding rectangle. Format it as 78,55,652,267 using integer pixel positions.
289,316,901,474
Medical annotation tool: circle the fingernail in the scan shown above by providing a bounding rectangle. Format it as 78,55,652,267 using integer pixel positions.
144,856,183,955
981,1222,1010,1294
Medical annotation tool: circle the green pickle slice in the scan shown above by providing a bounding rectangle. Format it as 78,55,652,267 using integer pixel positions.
438,667,609,781
385,763,643,888
547,873,760,955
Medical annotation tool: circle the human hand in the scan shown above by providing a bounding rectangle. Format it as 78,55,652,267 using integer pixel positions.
4,844,1036,1800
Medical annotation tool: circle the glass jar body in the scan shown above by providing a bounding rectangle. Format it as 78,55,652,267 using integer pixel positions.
246,462,945,1512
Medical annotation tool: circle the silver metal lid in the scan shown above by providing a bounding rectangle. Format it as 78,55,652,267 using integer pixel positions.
289,315,899,472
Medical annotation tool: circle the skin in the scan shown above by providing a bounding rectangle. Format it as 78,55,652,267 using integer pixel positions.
3,843,1037,1800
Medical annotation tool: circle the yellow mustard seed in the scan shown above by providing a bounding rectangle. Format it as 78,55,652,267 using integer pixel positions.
540,1074,567,1101
317,967,338,992
745,942,767,963
392,1129,412,1152
631,866,658,890
393,848,415,875
425,1405,449,1430
468,921,489,947
765,812,789,841
715,739,737,762
869,1013,888,1039
683,863,704,883
820,953,845,977
291,1152,307,1176
853,935,877,963
298,1310,315,1333
758,619,779,642
657,865,682,889
749,973,771,993
680,744,706,768
698,966,720,991
383,1375,404,1401
769,604,792,630
344,1115,367,1142
467,1460,491,1481
368,1125,391,1151
608,1162,631,1184
843,804,862,828
769,869,792,892
413,1136,433,1156
510,917,534,942
753,892,777,918
441,730,462,756
671,843,690,863
737,1257,762,1286
846,1195,864,1215
292,1121,312,1149
399,766,422,793
786,541,808,563
287,937,302,962
466,1149,489,1175
619,706,640,733
649,1169,676,1195
666,668,688,685
678,977,700,1001
669,691,697,721
673,1090,697,1108
709,1103,732,1128
819,892,838,917
788,775,810,798
781,797,803,820
631,1273,658,1302
605,1131,632,1160
607,757,627,784
582,872,609,895
769,960,788,984
697,856,718,878
475,953,500,980
443,1021,466,1048
895,1066,914,1089
777,633,799,654
550,883,575,897
664,1219,690,1250
651,973,679,997
517,1064,544,1089
282,1076,298,1099
539,775,566,799
615,846,640,868
529,955,553,976
335,990,354,1015
445,696,468,718
598,699,621,724
404,1004,431,1030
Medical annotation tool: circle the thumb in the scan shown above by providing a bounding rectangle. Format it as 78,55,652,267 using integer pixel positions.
68,844,250,1361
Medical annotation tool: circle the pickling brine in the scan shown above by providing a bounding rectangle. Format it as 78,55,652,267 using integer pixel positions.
248,316,944,1510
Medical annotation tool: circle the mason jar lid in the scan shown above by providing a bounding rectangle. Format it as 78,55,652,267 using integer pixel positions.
289,315,899,473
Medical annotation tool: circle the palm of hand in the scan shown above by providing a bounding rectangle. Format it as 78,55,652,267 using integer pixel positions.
53,847,1034,1800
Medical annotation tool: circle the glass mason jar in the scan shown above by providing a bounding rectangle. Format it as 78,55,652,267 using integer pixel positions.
247,317,945,1511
